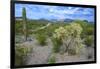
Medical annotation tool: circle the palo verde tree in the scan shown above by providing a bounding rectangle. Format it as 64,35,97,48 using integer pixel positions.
22,7,28,41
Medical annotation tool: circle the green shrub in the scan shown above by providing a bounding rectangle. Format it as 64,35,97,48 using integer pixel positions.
84,35,93,47
68,43,83,55
48,55,56,64
15,20,23,35
68,49,77,55
15,45,32,66
86,27,94,35
51,37,62,53
74,21,94,39
35,34,47,45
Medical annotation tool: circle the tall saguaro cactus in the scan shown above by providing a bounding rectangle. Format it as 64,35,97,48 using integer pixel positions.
22,7,28,41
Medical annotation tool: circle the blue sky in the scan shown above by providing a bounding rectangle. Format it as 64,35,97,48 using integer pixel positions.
15,4,95,22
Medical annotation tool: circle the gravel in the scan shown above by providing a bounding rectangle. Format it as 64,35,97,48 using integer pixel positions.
15,36,95,65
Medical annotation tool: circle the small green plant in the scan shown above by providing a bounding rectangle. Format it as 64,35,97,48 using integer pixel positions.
35,34,47,45
51,37,62,53
68,49,77,55
48,55,56,64
15,45,32,66
84,35,93,47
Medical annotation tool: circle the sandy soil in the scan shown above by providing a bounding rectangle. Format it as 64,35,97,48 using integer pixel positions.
15,36,95,65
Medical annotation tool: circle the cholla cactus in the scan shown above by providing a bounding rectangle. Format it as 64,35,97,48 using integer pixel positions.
53,27,68,39
53,23,83,55
53,23,82,39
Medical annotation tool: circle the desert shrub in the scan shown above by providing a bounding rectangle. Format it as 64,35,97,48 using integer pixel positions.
84,35,94,47
15,45,32,66
81,25,94,38
35,34,47,45
52,23,83,55
67,38,84,55
48,55,56,64
86,27,94,35
68,49,77,55
51,37,62,53
74,20,94,39
15,35,25,43
15,20,23,35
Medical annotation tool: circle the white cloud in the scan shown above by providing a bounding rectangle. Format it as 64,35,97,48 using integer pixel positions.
48,7,80,15
15,4,94,22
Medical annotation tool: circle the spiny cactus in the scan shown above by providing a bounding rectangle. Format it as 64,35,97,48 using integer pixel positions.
22,7,28,41
53,23,83,55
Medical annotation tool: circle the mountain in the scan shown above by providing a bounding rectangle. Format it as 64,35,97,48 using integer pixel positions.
38,18,50,22
63,19,74,22
48,18,74,23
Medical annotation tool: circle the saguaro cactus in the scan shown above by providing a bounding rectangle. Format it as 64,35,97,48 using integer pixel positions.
22,7,28,41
